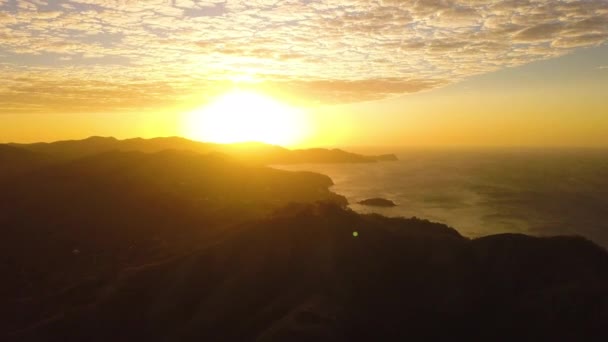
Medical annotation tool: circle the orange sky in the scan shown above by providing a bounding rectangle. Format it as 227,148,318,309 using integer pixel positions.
1,1,607,147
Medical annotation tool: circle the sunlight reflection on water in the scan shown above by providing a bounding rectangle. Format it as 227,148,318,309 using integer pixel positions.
274,148,608,248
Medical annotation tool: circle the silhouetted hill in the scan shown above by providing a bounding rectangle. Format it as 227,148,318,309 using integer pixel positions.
7,136,397,164
7,203,608,341
2,147,606,341
0,150,346,333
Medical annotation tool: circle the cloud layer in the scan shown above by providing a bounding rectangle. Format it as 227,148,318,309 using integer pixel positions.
1,0,607,112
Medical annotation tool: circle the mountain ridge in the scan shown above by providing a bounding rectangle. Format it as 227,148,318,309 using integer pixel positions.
7,136,398,165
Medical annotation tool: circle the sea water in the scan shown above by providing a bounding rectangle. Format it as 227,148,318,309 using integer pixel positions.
274,148,608,248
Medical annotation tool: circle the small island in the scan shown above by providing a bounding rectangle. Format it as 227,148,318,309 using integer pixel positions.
358,198,397,207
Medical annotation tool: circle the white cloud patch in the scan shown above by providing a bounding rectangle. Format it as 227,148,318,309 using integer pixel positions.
0,0,607,112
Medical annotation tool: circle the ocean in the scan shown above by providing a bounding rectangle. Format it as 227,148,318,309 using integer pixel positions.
274,148,608,248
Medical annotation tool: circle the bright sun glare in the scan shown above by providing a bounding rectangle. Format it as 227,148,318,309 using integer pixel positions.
182,90,309,146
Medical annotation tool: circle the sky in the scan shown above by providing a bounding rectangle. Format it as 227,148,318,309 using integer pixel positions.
1,0,607,147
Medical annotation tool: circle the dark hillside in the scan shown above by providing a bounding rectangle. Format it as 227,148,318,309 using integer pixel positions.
6,203,608,341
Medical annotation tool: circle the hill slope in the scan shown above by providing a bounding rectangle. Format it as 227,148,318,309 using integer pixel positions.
0,150,346,333
9,203,608,341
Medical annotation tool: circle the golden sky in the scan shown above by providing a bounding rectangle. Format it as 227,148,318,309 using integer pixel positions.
1,0,607,147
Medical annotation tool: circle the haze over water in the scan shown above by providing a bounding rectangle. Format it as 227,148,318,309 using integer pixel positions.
276,148,608,248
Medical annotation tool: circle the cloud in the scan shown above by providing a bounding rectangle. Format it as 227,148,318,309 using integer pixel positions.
0,0,607,113
514,22,565,41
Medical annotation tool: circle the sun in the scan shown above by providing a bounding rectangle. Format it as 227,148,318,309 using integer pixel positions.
182,90,310,146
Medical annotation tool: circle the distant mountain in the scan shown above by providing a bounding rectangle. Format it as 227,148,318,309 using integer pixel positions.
0,144,49,178
7,136,398,164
